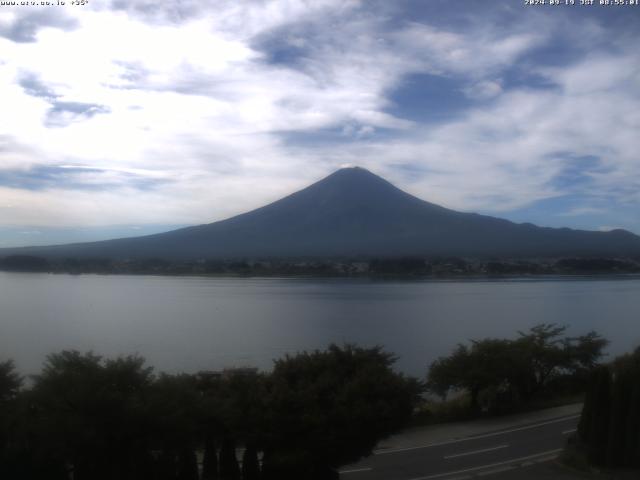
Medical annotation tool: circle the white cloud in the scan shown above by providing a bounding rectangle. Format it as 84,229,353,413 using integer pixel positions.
598,226,624,232
559,207,606,217
391,23,541,79
463,80,503,100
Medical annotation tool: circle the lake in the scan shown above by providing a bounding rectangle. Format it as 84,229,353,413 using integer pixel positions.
1,272,639,377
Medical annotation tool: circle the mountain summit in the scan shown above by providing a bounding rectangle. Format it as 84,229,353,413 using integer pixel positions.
3,167,640,259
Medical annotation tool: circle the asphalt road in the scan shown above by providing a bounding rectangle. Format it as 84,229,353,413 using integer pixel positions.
339,414,580,480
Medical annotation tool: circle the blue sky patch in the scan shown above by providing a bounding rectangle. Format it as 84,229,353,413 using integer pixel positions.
386,73,472,124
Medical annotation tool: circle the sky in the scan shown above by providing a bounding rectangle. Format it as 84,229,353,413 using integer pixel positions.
0,0,638,247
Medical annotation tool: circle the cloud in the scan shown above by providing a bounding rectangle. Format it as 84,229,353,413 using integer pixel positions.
598,226,625,232
45,102,111,127
389,23,541,79
18,71,58,100
0,1,638,237
0,135,40,170
291,44,640,217
559,207,606,217
0,9,78,43
0,164,169,191
17,71,110,127
463,80,503,100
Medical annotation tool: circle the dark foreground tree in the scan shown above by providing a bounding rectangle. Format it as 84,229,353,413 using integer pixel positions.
177,448,199,480
147,372,202,480
0,360,22,402
427,324,607,413
263,344,422,479
27,351,155,480
241,443,260,480
585,366,612,466
1,345,423,479
219,437,241,480
201,436,219,480
577,347,640,468
0,360,23,478
427,339,516,411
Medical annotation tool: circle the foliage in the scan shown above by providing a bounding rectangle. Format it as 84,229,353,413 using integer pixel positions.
28,351,156,480
427,324,607,413
0,360,22,402
0,344,422,479
201,437,219,480
0,255,50,272
577,347,640,468
263,344,423,478
0,360,23,478
369,257,430,275
241,444,260,480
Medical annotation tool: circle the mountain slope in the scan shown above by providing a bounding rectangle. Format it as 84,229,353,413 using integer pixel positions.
3,167,640,259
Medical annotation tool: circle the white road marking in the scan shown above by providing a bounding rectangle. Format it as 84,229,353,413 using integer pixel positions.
443,444,508,460
534,455,559,464
562,428,577,435
375,414,580,455
339,467,373,474
405,448,563,480
477,465,515,476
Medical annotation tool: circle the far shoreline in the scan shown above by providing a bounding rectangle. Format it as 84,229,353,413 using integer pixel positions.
2,269,640,283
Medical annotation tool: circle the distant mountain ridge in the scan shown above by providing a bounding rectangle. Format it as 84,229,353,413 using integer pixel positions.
2,167,640,260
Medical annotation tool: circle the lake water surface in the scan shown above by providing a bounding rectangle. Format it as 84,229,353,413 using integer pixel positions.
1,272,639,377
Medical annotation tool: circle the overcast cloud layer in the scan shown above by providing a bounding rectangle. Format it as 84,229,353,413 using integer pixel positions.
0,0,638,246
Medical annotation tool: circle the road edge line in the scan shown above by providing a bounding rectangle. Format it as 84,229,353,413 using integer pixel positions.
375,414,579,455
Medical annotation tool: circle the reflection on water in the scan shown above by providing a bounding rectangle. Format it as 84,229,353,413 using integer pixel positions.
1,272,639,377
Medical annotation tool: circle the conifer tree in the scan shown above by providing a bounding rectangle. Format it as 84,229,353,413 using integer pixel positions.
177,448,199,480
157,450,178,480
587,366,611,466
577,368,598,443
241,443,260,480
605,369,631,466
219,438,240,480
202,437,219,480
623,367,640,466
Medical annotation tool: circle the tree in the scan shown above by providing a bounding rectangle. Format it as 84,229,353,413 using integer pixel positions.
219,437,240,480
201,436,219,480
427,324,608,413
0,360,23,479
147,372,202,478
198,369,267,479
577,347,640,468
0,255,49,272
587,366,611,466
606,366,633,466
263,344,422,478
513,324,569,399
427,344,473,399
427,340,518,411
29,351,155,480
0,360,22,402
177,448,199,480
624,378,640,467
241,443,260,480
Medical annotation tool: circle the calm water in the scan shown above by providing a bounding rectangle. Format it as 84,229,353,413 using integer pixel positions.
1,272,639,377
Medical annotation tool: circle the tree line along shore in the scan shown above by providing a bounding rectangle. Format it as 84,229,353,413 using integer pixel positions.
1,254,639,276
